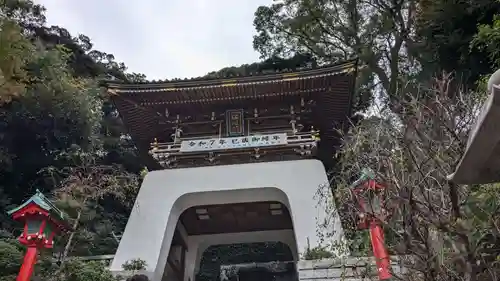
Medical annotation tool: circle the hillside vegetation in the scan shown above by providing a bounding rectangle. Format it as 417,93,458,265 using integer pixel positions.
1,0,500,280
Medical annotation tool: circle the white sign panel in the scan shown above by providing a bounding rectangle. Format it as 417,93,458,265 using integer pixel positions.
180,133,288,152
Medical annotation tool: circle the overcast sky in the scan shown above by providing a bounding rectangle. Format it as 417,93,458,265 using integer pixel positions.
36,0,272,80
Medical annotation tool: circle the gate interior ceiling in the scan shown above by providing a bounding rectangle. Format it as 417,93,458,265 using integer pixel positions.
180,201,293,235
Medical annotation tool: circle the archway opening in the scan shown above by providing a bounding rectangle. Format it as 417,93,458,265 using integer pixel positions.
197,242,295,281
163,200,296,281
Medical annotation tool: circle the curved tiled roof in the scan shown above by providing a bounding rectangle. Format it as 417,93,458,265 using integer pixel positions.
104,59,357,93
106,59,358,170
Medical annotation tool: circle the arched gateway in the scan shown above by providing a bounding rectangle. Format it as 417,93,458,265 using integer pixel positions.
106,60,357,281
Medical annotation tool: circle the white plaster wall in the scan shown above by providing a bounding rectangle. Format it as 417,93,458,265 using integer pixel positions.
450,85,500,184
163,263,176,281
110,160,344,281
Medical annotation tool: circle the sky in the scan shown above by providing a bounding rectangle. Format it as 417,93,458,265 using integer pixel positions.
35,0,272,80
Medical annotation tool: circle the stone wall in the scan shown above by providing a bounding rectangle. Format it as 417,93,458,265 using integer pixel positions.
92,256,405,281
298,257,404,281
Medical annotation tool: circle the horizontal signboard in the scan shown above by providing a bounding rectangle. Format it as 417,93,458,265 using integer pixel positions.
179,133,288,152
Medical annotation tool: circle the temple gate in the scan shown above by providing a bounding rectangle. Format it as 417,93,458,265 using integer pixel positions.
105,60,357,281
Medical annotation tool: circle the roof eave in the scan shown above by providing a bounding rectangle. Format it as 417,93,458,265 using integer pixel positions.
103,59,358,91
7,190,69,224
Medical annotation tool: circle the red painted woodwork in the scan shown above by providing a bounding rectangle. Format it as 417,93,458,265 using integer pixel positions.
351,171,392,280
369,221,392,280
8,191,70,281
16,247,38,281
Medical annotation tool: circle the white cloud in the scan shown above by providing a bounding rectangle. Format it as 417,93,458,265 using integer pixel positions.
35,0,272,80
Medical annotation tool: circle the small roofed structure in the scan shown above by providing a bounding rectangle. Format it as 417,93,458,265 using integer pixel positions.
449,69,500,184
8,190,71,281
105,59,357,170
7,189,71,235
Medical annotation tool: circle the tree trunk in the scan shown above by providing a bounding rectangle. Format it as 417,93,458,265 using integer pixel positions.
60,209,82,264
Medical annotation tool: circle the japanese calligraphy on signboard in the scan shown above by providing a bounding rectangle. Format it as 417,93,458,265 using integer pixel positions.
226,109,244,136
179,133,288,152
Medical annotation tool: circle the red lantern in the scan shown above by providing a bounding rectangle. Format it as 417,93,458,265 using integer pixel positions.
7,190,71,281
350,169,392,280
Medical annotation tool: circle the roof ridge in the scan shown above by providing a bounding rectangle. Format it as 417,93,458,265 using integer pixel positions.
103,58,358,89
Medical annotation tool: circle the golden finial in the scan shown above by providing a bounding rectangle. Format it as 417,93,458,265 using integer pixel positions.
311,126,320,141
152,138,159,150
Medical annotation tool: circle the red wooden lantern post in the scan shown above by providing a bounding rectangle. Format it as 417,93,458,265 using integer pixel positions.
350,169,392,280
7,190,71,281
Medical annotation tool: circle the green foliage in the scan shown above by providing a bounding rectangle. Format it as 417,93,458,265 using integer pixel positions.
253,0,500,110
252,0,416,108
473,14,500,67
0,47,103,207
122,258,147,271
0,0,143,271
56,260,118,281
302,245,334,260
205,53,317,77
0,237,23,281
416,0,500,84
0,235,120,281
0,18,33,104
